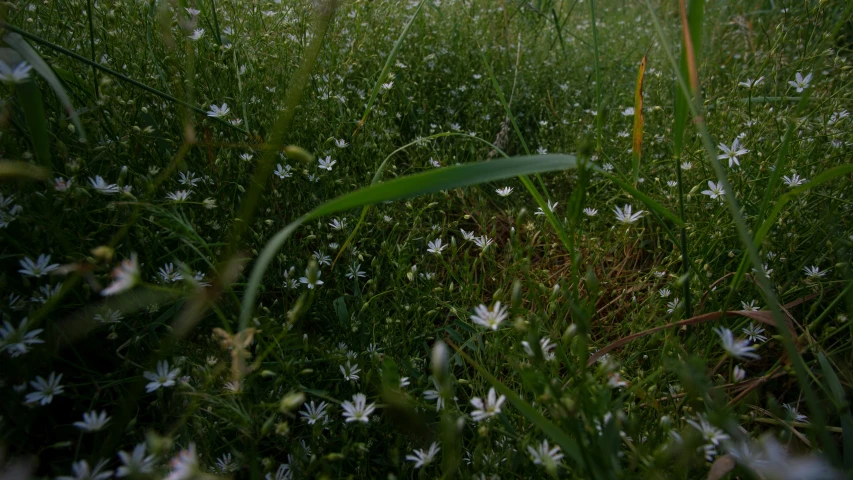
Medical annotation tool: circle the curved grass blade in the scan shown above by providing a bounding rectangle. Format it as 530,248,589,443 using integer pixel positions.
4,32,86,142
15,80,51,169
599,170,685,227
352,0,426,136
239,154,578,329
631,55,646,186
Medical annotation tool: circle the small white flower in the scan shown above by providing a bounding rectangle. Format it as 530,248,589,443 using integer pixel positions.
25,371,64,405
340,360,361,382
427,238,447,255
470,302,508,331
116,443,156,477
341,393,376,423
738,77,764,88
207,103,230,118
803,265,828,279
300,400,329,425
329,218,347,230
164,443,198,480
495,187,514,197
687,414,729,446
782,173,807,187
701,180,725,200
239,153,254,162
527,439,564,468
0,318,44,357
274,164,292,179
522,337,556,361
166,190,192,202
733,365,746,382
470,387,506,422
189,28,205,40
299,268,324,289
57,459,113,480
73,410,111,432
742,322,767,343
0,60,33,83
621,107,635,116
473,235,494,251
788,71,813,93
318,156,336,171
613,204,644,224
583,207,598,216
334,138,349,148
714,327,759,360
534,200,558,216
18,254,59,277
406,442,440,469
143,360,179,393
89,175,120,194
717,139,748,168
783,403,808,423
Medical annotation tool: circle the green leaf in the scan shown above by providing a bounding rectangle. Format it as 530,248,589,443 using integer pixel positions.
239,154,578,330
4,32,86,142
0,160,49,180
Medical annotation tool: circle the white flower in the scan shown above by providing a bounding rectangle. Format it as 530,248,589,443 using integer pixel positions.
470,387,506,422
460,229,476,241
536,146,548,154
681,161,693,171
25,371,64,405
740,300,759,311
73,410,111,432
164,443,198,480
521,337,556,361
607,372,628,388
206,103,230,118
733,365,746,382
318,156,336,171
0,60,33,83
717,139,748,168
18,254,59,277
803,265,828,279
215,453,238,473
470,302,508,331
534,200,558,216
495,186,514,197
714,327,759,360
178,171,200,187
334,138,349,148
788,71,813,92
166,190,192,202
189,28,205,40
621,107,635,116
328,218,346,230
102,254,140,296
340,360,361,382
427,238,447,255
738,77,764,88
117,443,156,477
527,439,564,467
274,164,293,179
345,263,366,279
341,393,376,423
57,459,113,480
239,153,254,162
687,414,729,446
742,322,767,343
783,403,808,423
158,263,183,283
659,288,671,298
782,173,807,187
406,442,440,468
0,318,44,357
701,180,725,200
89,175,120,194
54,177,73,191
298,268,324,289
300,400,329,425
613,204,644,224
473,236,494,251
583,207,598,216
143,360,179,393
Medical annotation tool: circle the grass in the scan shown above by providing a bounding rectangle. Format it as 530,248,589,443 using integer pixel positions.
0,0,852,478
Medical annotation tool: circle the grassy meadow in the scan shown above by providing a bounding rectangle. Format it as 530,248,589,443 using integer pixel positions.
1,0,852,478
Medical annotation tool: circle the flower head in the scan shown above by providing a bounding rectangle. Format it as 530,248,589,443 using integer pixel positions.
788,71,813,92
406,442,440,469
717,139,748,168
714,327,759,360
528,439,564,468
101,254,140,296
207,103,230,118
25,371,64,405
470,387,506,422
143,360,180,393
613,204,644,224
470,302,508,331
341,393,376,423
73,410,111,432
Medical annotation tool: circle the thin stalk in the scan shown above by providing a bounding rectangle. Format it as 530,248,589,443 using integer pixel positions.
588,0,602,151
85,0,99,97
209,0,223,46
675,158,692,318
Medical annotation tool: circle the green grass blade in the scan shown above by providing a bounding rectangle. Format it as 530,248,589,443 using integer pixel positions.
239,154,578,329
0,160,49,180
16,80,51,169
4,32,86,142
353,0,426,135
